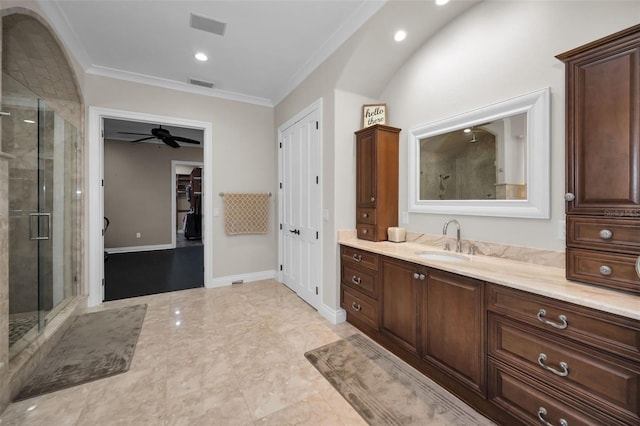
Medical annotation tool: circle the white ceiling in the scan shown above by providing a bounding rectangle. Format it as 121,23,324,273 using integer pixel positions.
39,0,387,106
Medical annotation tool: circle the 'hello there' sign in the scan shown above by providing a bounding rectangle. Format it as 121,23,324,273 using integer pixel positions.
362,104,386,128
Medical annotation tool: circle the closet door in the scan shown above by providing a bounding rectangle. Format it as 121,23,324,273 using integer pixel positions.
280,107,321,309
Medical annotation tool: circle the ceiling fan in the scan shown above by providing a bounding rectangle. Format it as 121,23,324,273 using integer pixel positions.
118,125,200,148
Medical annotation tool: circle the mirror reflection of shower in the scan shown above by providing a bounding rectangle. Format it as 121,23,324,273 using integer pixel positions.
438,174,450,199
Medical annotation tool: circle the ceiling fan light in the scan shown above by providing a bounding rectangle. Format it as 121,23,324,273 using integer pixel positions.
194,52,208,62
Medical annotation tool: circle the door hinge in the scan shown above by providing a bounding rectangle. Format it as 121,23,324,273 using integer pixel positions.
279,142,282,148
102,278,105,286
101,179,104,186
279,223,282,230
316,231,319,239
101,129,104,138
279,182,283,189
280,264,283,271
316,176,319,184
101,229,104,236
315,286,318,295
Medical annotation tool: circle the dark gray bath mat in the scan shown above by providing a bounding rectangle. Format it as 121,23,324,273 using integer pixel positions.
15,304,147,401
305,334,496,425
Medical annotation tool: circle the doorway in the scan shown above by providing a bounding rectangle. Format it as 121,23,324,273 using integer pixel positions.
87,107,213,306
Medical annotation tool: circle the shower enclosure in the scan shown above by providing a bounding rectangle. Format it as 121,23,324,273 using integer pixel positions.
2,72,79,358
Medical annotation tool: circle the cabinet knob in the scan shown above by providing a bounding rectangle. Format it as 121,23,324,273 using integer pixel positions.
370,197,375,202
362,229,368,234
564,192,575,201
538,407,568,426
419,273,426,280
351,301,361,312
599,229,613,240
362,213,368,218
599,265,612,276
413,272,420,279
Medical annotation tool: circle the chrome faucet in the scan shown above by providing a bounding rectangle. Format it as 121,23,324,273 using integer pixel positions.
443,219,462,253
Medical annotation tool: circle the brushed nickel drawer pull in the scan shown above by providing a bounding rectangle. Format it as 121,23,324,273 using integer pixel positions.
352,253,362,262
599,229,613,239
538,353,569,377
413,272,420,279
538,407,568,426
362,213,368,218
362,229,368,234
351,276,362,285
564,193,575,201
537,309,568,330
599,265,612,276
351,301,361,312
370,197,375,202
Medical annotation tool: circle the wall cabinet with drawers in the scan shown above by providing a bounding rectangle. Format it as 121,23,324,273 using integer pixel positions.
340,244,640,426
557,24,640,294
354,124,400,241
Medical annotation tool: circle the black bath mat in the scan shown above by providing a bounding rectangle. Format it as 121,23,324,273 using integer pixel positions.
15,304,146,401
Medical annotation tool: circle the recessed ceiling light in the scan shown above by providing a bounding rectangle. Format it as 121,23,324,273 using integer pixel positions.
194,52,208,62
435,0,450,5
394,30,407,42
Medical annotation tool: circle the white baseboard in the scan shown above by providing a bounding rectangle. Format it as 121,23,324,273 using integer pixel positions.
319,304,346,324
105,244,173,254
208,269,276,288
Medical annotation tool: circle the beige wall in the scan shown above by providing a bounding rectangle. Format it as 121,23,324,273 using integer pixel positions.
104,139,203,248
381,0,640,252
276,0,640,316
85,75,276,278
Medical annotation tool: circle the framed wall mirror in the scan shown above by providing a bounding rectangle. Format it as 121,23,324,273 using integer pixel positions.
408,87,550,218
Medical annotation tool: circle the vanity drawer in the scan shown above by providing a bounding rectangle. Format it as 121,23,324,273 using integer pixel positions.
567,216,640,254
341,286,379,331
356,208,376,225
488,359,626,426
341,263,378,299
487,284,640,362
489,313,640,424
340,246,379,271
567,248,640,295
356,224,377,241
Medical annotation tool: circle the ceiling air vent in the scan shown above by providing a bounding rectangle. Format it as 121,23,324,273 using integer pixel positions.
188,78,215,89
190,13,226,36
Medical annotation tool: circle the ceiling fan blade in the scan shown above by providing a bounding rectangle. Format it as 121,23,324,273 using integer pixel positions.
170,136,201,144
162,137,180,148
118,131,151,136
129,136,156,143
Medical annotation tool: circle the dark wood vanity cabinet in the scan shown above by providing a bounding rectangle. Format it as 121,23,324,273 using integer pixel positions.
557,24,640,294
340,246,380,331
354,124,400,241
380,257,422,356
487,284,640,426
422,269,485,395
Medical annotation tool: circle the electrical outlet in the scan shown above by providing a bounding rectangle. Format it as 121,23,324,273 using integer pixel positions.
136,232,141,239
558,220,565,240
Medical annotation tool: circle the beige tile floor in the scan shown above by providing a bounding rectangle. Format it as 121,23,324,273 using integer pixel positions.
1,280,367,425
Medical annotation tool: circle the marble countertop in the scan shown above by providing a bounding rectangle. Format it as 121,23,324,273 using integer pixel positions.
339,235,640,321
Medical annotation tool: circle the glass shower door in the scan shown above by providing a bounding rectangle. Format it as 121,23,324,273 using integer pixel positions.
4,73,78,358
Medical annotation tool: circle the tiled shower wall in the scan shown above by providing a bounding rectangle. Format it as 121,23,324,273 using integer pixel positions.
0,9,84,412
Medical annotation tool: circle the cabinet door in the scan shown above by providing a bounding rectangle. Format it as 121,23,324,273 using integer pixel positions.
356,130,376,208
381,257,421,356
422,269,486,395
561,31,640,215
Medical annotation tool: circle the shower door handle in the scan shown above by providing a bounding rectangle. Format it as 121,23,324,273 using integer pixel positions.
29,212,51,240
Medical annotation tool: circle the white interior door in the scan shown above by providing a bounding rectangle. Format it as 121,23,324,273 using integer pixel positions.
280,106,321,309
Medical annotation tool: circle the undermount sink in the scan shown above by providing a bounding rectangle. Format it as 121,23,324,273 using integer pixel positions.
415,251,470,263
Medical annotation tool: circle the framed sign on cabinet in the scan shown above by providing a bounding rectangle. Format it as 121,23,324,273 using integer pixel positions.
363,103,386,128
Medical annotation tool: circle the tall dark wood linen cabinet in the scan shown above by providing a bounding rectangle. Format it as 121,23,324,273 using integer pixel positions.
557,24,640,294
354,124,401,242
